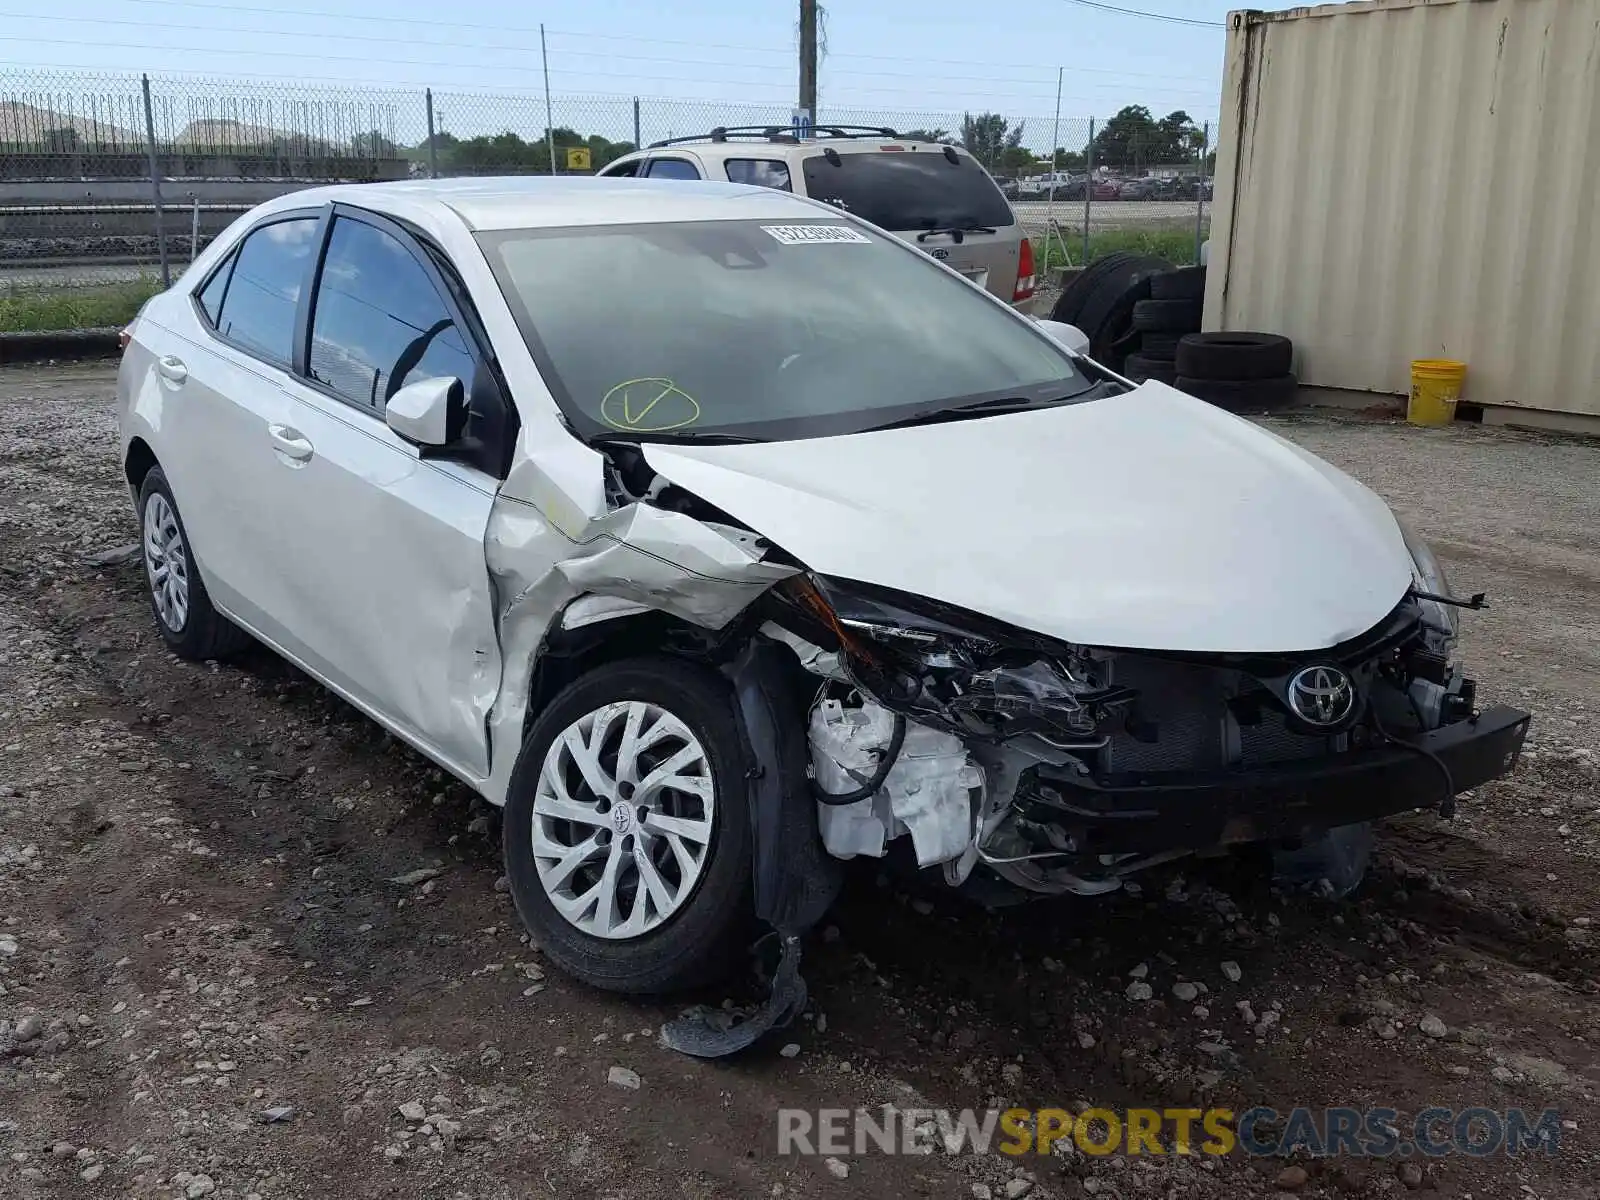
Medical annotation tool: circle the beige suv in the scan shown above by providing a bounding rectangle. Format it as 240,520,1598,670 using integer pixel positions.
597,126,1036,310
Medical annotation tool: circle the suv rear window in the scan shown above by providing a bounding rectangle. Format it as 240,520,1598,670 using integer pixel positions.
801,151,1013,232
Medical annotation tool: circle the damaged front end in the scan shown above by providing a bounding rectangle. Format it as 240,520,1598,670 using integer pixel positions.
484,430,1528,1056
760,574,1530,901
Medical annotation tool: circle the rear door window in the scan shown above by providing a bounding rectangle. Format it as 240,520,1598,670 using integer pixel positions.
645,157,701,180
212,216,320,365
801,151,1014,232
725,159,793,191
599,159,641,177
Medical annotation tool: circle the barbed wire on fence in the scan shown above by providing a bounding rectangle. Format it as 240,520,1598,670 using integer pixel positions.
1,65,1216,291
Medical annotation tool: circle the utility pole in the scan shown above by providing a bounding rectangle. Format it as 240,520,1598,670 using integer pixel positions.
798,0,817,124
540,23,557,175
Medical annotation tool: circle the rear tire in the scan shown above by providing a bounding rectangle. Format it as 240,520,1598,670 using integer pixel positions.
1175,373,1299,411
502,657,753,994
138,467,252,661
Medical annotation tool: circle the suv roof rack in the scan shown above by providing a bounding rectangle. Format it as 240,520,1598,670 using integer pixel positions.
647,124,902,149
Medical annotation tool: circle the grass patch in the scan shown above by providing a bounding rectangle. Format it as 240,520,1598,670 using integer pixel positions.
0,278,162,333
1034,225,1206,270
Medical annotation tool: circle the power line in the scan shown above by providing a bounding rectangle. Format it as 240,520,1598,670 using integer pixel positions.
95,0,1225,81
1059,0,1226,29
109,0,793,50
0,14,1218,94
0,37,1217,104
2,9,1219,89
0,37,1138,107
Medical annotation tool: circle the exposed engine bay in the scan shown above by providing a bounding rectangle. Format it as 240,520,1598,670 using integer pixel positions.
509,427,1531,1059
758,571,1506,900
573,440,1527,907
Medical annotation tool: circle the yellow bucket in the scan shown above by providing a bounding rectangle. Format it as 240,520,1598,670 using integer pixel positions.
1408,359,1466,426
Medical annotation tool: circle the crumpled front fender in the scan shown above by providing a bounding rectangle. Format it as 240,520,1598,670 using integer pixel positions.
480,492,798,804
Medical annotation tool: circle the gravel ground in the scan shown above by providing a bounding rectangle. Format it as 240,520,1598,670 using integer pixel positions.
1,364,1597,1199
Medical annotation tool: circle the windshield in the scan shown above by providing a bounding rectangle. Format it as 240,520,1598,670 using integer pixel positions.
800,151,1015,231
477,219,1088,443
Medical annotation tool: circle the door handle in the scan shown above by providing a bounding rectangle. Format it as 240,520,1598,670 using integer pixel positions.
157,355,187,383
267,424,314,463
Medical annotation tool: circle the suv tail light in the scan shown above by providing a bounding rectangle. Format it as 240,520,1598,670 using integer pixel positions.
1013,237,1036,302
118,326,132,352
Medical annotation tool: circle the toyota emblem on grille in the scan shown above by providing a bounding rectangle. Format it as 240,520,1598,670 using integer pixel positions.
1286,665,1356,727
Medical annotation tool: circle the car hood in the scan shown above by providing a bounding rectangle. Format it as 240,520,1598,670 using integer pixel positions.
641,381,1416,653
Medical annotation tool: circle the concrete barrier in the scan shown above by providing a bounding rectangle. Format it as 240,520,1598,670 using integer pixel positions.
0,327,121,363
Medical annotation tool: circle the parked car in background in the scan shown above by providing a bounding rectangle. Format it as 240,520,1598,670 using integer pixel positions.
1116,177,1159,201
597,125,1035,310
1152,175,1214,201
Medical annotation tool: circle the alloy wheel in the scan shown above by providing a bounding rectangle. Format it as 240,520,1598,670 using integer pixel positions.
531,701,716,940
143,492,190,633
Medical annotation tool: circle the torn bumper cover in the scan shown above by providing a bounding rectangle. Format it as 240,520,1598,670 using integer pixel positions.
661,638,839,1059
1023,704,1531,856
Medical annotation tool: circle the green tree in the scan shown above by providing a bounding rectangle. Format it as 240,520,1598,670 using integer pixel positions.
960,112,1024,168
1092,106,1204,169
352,130,400,158
1156,110,1207,158
1091,105,1155,169
587,133,635,169
1048,147,1088,172
438,128,634,174
900,127,953,144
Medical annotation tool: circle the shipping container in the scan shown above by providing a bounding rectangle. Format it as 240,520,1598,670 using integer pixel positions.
1205,0,1600,428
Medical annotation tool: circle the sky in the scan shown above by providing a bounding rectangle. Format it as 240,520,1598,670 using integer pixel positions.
0,0,1238,150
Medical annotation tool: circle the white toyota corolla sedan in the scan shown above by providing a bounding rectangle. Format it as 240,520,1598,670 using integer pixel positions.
118,177,1528,1010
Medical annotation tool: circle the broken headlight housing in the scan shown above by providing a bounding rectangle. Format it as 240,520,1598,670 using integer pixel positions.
1398,517,1458,646
793,576,1135,743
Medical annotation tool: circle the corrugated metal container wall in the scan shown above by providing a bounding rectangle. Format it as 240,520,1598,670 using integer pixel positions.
1205,0,1600,418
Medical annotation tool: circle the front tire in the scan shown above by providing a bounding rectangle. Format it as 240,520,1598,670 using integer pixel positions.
502,657,753,994
138,467,252,661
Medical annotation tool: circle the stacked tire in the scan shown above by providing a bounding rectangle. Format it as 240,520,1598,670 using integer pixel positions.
1122,266,1205,386
1048,252,1172,372
1174,333,1298,411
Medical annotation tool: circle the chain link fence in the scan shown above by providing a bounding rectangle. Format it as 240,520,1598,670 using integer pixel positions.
1,67,1213,324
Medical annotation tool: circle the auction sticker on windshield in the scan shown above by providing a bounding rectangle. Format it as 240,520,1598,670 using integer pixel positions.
761,225,871,245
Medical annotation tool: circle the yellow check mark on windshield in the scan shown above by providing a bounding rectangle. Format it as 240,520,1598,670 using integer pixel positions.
599,378,701,432
623,381,675,426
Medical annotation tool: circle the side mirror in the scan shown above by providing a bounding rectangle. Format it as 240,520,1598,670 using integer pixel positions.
385,376,467,447
1034,319,1091,356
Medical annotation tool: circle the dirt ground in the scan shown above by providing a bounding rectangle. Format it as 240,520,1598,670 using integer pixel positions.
1,362,1597,1200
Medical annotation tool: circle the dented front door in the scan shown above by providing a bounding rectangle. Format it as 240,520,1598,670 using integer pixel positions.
266,379,502,781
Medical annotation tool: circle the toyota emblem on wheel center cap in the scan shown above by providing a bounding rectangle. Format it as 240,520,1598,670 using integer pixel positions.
1286,665,1356,728
611,805,633,834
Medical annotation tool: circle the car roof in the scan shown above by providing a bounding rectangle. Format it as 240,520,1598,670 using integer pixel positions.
249,176,830,232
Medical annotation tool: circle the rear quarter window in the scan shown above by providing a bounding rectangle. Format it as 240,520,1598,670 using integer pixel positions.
801,151,1014,232
196,251,235,325
725,159,793,191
